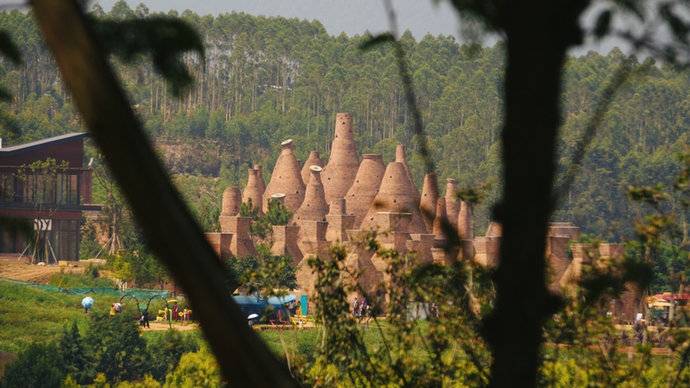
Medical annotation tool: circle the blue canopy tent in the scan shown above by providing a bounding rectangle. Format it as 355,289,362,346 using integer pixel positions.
232,294,296,322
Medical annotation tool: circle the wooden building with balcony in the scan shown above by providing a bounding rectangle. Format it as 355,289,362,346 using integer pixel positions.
0,133,100,260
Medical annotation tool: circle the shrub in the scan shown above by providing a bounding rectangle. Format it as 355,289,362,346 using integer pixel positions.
106,250,168,288
59,321,93,384
147,330,199,381
0,342,64,388
164,350,221,388
84,313,150,383
226,244,296,296
243,199,292,239
84,263,101,279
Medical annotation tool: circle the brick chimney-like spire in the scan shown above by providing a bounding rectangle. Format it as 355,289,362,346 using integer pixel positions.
221,186,241,216
445,178,460,230
322,113,359,205
432,197,447,241
419,172,439,231
263,139,305,212
293,165,329,224
360,161,428,233
242,167,264,214
326,197,355,242
395,144,418,195
301,151,323,185
345,154,385,228
253,164,266,193
458,200,473,240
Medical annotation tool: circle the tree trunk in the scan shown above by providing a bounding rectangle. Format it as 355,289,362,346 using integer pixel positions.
483,2,588,386
30,1,296,386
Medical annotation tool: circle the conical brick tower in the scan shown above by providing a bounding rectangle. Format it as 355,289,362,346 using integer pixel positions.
419,172,439,231
326,198,355,242
301,151,323,185
486,222,502,237
221,186,241,216
430,199,455,260
268,192,286,209
360,161,428,233
458,201,473,240
293,165,329,224
253,164,266,193
322,113,360,205
345,154,386,228
242,167,264,214
271,224,302,265
395,144,418,195
457,201,474,260
263,139,305,212
445,178,460,230
432,197,447,241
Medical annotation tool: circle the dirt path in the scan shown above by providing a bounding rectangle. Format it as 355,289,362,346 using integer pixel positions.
141,321,198,332
0,256,82,283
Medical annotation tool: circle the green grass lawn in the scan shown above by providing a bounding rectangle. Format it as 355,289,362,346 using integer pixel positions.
2,278,681,385
0,279,127,353
0,279,332,358
0,278,392,362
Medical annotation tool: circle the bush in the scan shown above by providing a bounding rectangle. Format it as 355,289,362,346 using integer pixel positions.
84,263,101,279
242,199,292,239
164,350,221,388
226,244,296,296
84,313,150,383
0,307,205,387
59,321,92,384
1,342,64,388
106,250,168,288
147,329,199,381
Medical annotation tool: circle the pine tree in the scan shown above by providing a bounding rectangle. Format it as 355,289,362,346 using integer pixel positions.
58,321,92,384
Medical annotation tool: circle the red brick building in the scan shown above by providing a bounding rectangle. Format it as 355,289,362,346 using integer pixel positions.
0,133,100,260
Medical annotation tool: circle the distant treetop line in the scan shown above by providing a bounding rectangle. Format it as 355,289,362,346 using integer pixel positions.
0,3,686,240
94,0,465,41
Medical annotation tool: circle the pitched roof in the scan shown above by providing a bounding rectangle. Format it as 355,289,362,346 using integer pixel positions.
0,132,88,154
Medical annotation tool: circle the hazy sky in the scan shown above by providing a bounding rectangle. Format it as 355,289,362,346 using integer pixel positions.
96,0,464,39
91,0,637,55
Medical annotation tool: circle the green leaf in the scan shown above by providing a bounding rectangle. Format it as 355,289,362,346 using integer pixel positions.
0,109,19,134
0,30,22,65
659,3,690,42
0,87,12,102
359,33,395,51
594,9,612,39
93,16,205,97
616,0,645,20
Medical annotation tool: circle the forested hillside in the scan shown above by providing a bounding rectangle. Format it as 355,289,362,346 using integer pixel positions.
0,1,687,239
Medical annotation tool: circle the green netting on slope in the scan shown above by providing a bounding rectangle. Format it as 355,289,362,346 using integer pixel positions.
0,277,169,299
